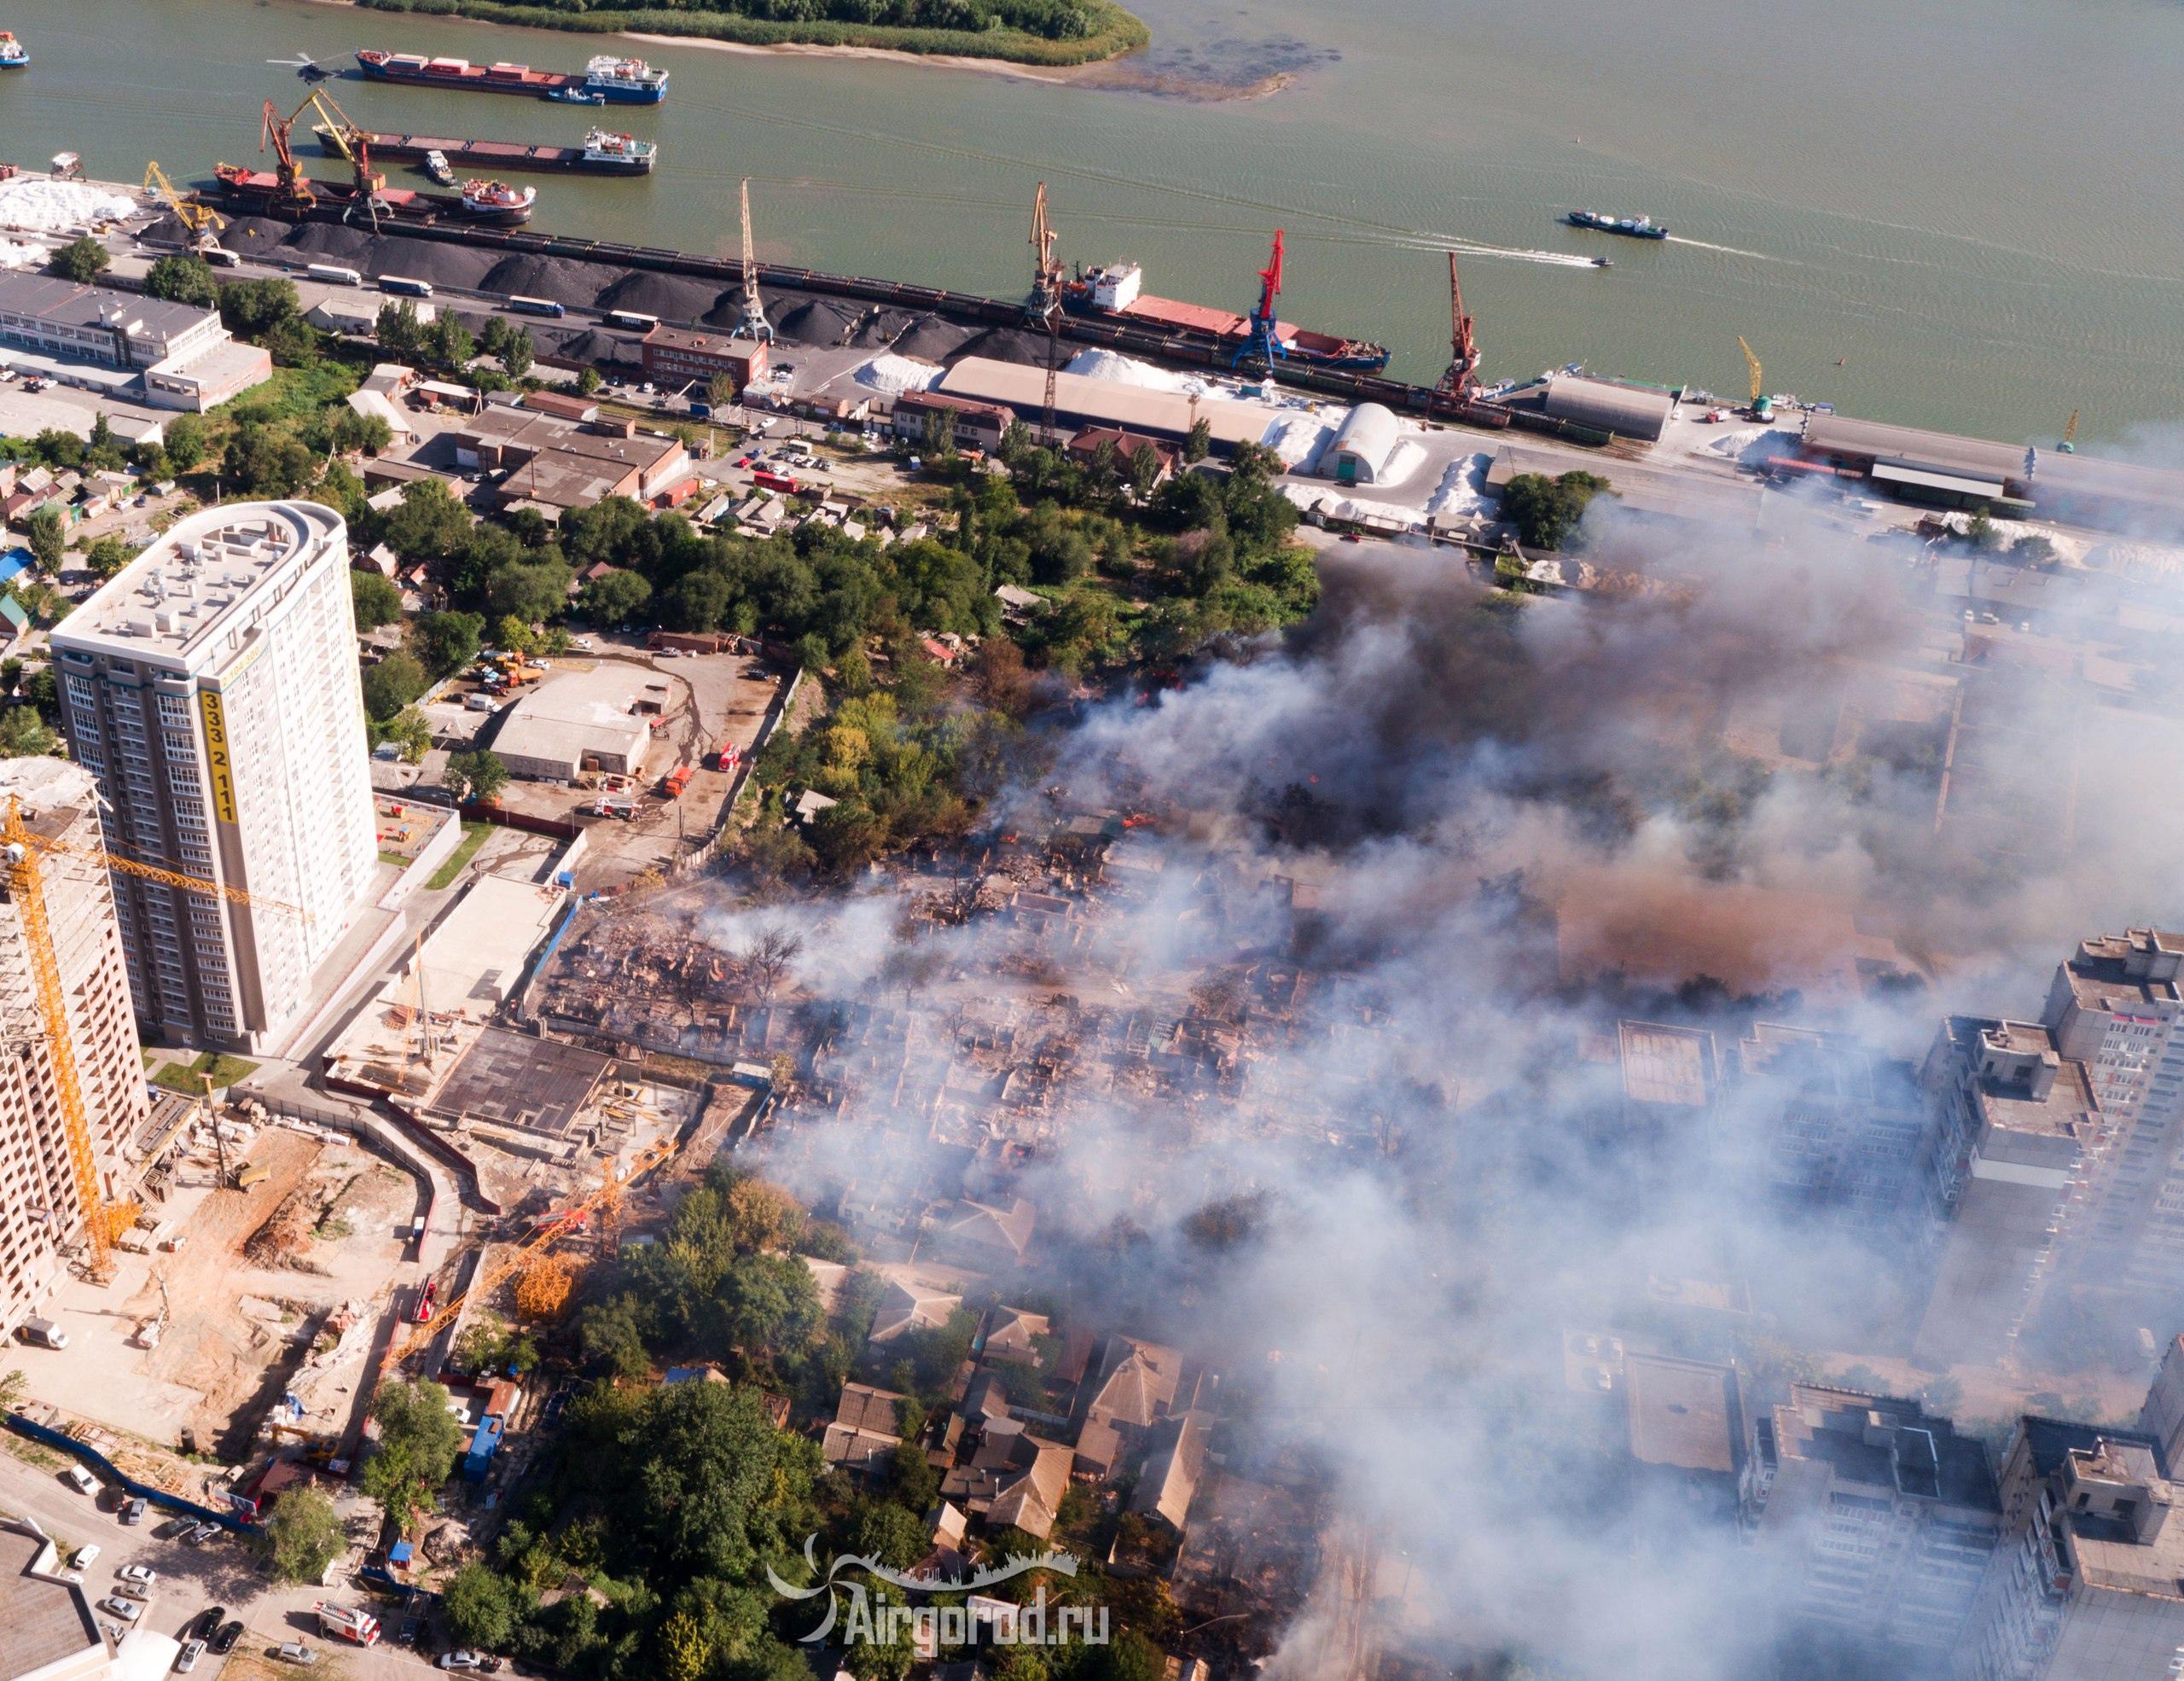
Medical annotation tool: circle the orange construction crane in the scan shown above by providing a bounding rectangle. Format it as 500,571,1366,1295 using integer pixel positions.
383,1132,679,1372
257,96,317,215
1437,251,1479,398
3,799,310,1277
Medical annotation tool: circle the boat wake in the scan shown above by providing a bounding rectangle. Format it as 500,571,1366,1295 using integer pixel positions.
1668,235,1781,261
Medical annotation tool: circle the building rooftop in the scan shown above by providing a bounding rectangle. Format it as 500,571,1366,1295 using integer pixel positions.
1618,1021,1718,1110
2065,928,2184,1011
2019,1419,2184,1597
1948,1016,2096,1142
491,664,659,772
1622,1352,1745,1477
1774,1384,1997,1510
0,1523,102,1681
936,357,1294,451
0,270,216,347
52,501,344,670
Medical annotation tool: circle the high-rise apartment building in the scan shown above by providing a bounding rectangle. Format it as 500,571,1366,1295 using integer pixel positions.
1956,1418,2184,1681
1736,1023,1931,1238
1753,1384,2001,1671
2140,1336,2184,1476
1912,1018,2098,1366
2042,930,2184,1299
0,758,148,1336
50,502,375,1049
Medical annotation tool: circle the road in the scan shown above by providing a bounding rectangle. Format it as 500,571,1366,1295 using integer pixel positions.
0,1445,442,1676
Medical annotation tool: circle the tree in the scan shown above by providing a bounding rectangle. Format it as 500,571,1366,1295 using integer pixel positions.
22,506,64,573
1498,470,1608,551
385,480,473,568
413,609,485,678
577,366,603,396
445,748,509,804
375,300,427,363
264,1486,345,1583
444,1560,526,1648
221,428,314,498
920,406,956,462
361,1378,467,1527
163,414,208,474
351,569,404,631
660,1608,712,1681
483,556,572,625
84,414,125,473
1183,416,1212,463
375,707,433,764
707,371,739,411
1127,439,1165,503
0,705,57,759
499,326,534,382
218,277,301,340
582,566,651,625
49,237,108,282
143,253,219,308
426,312,475,370
262,315,322,369
361,652,427,722
329,407,393,457
84,536,131,580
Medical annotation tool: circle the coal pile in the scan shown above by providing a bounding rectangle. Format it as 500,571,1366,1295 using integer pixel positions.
595,269,723,323
764,294,865,346
851,307,921,348
891,316,980,362
949,327,1050,367
539,327,642,374
479,253,607,306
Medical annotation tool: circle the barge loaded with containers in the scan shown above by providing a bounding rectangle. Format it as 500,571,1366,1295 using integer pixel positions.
355,49,669,103
1061,259,1390,373
315,125,656,177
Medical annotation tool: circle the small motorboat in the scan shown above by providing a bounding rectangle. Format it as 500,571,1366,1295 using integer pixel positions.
0,32,30,68
423,149,456,187
547,86,605,105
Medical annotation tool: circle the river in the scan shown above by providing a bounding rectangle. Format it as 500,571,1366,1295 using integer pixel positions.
4,0,2182,446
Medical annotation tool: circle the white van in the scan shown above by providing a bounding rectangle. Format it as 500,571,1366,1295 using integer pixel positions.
69,1543,98,1568
18,1317,67,1349
62,1466,97,1496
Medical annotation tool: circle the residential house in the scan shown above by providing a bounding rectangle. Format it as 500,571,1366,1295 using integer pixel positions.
981,1306,1051,1367
822,1382,907,1475
870,1278,962,1345
1076,1335,1184,1480
937,1197,1037,1270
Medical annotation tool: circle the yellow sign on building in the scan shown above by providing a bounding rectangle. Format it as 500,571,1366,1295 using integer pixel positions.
200,689,237,824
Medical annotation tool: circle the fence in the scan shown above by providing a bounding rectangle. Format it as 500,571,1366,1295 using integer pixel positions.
3,1413,258,1533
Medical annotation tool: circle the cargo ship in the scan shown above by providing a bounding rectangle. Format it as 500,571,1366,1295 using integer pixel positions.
0,32,28,68
1060,261,1389,372
1565,210,1669,240
314,125,657,177
355,49,668,104
213,164,534,225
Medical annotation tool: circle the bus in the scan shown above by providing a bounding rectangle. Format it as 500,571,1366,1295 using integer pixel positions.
505,294,566,318
305,262,363,287
603,309,659,331
379,274,434,299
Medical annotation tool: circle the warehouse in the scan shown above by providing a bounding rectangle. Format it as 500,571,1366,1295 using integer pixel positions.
1328,403,1403,485
935,358,1294,457
1542,375,1674,443
490,665,657,782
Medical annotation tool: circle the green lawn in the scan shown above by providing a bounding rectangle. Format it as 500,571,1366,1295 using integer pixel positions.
426,823,491,892
151,1050,260,1095
379,848,411,867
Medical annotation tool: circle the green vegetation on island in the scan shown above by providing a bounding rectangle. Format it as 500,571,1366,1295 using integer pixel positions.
355,0,1150,67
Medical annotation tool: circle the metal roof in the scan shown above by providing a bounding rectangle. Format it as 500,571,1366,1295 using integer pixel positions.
1872,460,2005,497
1542,375,1672,440
935,358,1288,451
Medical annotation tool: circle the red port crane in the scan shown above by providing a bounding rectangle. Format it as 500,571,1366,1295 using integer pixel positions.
1239,229,1287,371
1437,251,1479,397
257,96,317,214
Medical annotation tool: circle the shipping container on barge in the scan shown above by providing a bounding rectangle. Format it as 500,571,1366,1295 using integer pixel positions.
313,125,656,177
212,165,534,226
1060,259,1389,373
355,49,668,104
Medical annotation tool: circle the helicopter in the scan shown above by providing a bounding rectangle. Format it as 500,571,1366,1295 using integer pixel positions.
266,49,334,82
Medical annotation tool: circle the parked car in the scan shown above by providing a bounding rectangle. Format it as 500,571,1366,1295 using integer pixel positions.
118,1564,156,1585
190,1608,226,1641
439,1655,486,1672
184,1522,220,1545
70,1544,99,1570
117,1580,151,1602
121,1498,147,1526
61,1465,97,1496
275,1643,320,1666
98,1597,142,1622
176,1638,206,1672
209,1620,243,1654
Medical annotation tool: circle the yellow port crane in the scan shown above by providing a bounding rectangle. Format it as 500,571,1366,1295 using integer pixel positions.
2,799,311,1277
142,161,225,250
383,1131,680,1372
1737,335,1770,419
298,86,386,229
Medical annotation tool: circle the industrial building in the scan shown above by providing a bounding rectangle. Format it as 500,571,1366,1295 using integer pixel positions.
891,388,1012,456
0,271,270,412
1327,402,1402,485
933,358,1296,457
1753,1384,2001,1670
488,664,659,782
51,503,379,1049
0,759,149,1341
454,408,693,518
1957,1417,2184,1681
641,323,768,393
1541,374,1674,442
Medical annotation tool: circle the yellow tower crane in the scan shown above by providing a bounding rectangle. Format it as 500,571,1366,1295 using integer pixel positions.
1737,336,1769,420
142,161,226,250
2,797,311,1277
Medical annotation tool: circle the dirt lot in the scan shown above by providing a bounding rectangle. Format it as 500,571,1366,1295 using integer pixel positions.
32,1126,422,1457
479,643,787,893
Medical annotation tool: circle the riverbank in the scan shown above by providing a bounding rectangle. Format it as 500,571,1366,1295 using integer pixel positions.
621,29,1295,102
351,0,1150,67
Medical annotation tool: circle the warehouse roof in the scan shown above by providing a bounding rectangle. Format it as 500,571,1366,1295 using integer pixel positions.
1542,375,1673,441
1801,413,2024,482
936,358,1288,451
0,270,215,345
491,664,656,774
1330,403,1401,479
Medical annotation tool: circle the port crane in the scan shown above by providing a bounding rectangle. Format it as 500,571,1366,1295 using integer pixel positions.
297,88,389,230
2059,408,2081,454
731,177,774,343
1435,251,1479,398
1029,183,1064,445
252,96,317,217
2,798,310,1279
1237,230,1290,374
142,162,226,252
1737,335,1770,419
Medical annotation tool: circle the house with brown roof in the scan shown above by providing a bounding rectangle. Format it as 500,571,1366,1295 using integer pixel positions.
822,1382,907,1475
1075,1335,1184,1480
942,1421,1074,1541
869,1278,962,1345
936,1197,1037,1269
1130,1411,1208,1534
981,1305,1051,1367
